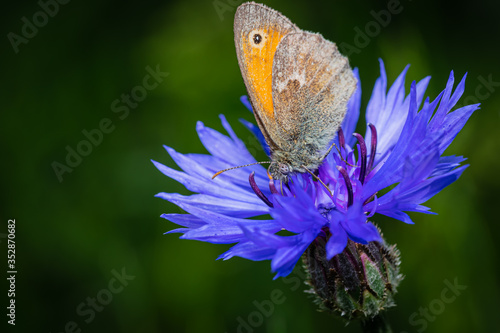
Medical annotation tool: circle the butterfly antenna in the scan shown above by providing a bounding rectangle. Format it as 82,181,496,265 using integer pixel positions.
212,161,272,179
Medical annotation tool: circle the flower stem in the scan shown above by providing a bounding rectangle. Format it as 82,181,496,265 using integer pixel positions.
360,314,392,333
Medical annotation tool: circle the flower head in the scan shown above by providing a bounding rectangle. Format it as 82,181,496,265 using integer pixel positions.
153,60,478,279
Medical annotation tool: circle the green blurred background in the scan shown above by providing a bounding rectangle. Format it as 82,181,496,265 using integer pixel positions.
2,0,499,332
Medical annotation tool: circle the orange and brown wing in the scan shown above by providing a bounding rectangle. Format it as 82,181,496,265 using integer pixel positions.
234,2,299,151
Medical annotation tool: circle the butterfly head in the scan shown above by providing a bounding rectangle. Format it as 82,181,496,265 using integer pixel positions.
268,160,293,182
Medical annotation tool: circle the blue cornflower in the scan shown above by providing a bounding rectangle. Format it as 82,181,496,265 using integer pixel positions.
153,60,478,279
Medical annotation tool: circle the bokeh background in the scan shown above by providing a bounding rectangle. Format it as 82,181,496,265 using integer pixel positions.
2,0,500,332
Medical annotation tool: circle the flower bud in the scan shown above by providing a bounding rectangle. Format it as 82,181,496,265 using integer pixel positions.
303,234,402,321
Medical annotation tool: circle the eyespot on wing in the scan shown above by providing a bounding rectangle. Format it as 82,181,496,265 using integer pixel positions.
234,2,299,125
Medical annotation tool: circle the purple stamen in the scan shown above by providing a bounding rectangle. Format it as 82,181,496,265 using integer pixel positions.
269,179,279,195
353,133,367,184
338,128,345,148
367,123,378,172
337,166,353,207
249,172,273,208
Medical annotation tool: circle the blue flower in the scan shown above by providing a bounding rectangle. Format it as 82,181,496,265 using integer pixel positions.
153,60,478,279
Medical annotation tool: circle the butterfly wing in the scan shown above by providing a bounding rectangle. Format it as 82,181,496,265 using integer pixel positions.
234,2,299,151
271,32,357,156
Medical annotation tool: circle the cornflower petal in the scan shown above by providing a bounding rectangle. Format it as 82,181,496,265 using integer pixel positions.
154,59,478,278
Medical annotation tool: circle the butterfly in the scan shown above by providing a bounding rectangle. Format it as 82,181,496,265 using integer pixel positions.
215,2,356,184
